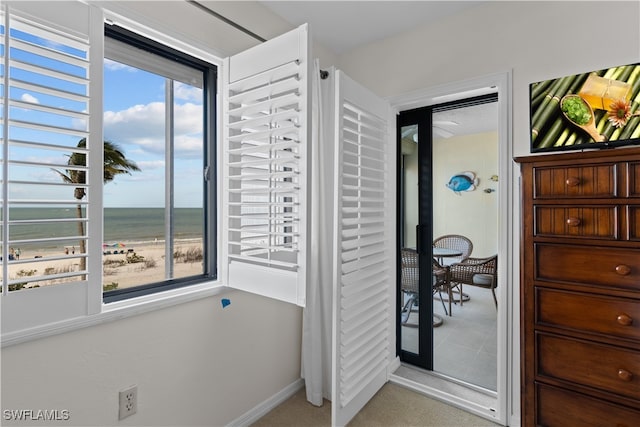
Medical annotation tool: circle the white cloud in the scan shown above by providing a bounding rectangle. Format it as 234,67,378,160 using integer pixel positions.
24,155,68,167
174,82,202,102
175,135,203,157
39,168,69,184
104,101,203,158
71,117,88,131
21,93,39,104
137,160,165,170
123,173,161,183
104,58,137,72
104,102,165,145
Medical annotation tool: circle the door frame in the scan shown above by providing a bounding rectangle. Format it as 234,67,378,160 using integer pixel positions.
387,71,515,426
397,107,435,371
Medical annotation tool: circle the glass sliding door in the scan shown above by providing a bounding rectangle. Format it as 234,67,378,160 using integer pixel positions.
398,109,434,370
398,94,499,391
431,98,499,391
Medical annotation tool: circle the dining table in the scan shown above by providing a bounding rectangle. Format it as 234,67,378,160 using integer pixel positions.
432,247,463,264
432,246,471,305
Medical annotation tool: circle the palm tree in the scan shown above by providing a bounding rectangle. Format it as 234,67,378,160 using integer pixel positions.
53,138,140,271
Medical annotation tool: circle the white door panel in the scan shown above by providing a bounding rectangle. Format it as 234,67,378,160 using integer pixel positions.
332,71,394,426
223,25,310,306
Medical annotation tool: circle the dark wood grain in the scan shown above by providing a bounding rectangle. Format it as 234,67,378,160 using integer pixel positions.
537,383,640,427
536,287,640,342
516,148,640,427
537,332,640,400
533,164,617,199
535,243,640,291
534,206,618,239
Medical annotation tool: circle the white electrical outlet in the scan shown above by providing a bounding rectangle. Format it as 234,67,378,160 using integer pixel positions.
118,385,137,420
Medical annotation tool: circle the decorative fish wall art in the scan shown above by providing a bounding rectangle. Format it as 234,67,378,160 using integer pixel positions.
446,171,479,194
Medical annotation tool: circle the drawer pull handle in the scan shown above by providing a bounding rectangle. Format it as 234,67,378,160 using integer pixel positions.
565,177,581,187
618,369,633,382
617,313,633,326
566,217,581,226
615,265,631,276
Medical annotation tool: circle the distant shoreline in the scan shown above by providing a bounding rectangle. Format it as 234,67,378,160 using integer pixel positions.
5,238,204,290
13,237,202,259
8,207,204,252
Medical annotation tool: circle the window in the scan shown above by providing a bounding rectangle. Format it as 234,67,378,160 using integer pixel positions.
1,0,218,338
102,26,216,302
1,6,91,292
2,0,310,340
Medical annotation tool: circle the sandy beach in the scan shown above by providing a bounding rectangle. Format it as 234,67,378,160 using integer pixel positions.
6,239,204,291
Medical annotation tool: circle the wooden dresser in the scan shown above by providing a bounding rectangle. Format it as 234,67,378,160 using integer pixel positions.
516,148,640,427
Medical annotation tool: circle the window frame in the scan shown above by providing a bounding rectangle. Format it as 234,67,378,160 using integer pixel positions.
0,0,105,335
2,1,312,347
101,24,218,303
1,2,226,346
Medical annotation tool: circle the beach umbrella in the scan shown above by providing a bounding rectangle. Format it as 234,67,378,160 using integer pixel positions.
110,242,126,248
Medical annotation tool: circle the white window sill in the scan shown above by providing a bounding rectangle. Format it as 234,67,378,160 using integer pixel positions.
1,280,227,348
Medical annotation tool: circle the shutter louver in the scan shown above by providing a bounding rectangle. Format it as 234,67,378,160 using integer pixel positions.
1,1,102,336
332,72,393,427
223,25,309,306
1,8,90,291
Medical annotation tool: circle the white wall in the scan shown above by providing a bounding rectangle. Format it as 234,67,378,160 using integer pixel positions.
3,1,639,425
433,132,499,257
337,1,640,157
337,1,639,424
1,292,302,426
403,131,499,256
97,1,337,64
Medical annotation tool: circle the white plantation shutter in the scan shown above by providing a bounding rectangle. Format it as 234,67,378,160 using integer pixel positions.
1,1,103,335
222,25,309,306
332,71,394,427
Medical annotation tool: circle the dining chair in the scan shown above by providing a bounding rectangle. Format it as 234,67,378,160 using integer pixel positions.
432,257,451,317
432,234,473,265
400,248,449,327
433,234,473,308
448,254,498,309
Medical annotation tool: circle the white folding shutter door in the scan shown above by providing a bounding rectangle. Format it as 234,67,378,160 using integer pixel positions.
223,25,309,306
1,2,103,335
332,71,393,427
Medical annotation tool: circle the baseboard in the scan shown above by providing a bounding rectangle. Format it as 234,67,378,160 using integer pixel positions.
387,356,401,376
227,378,304,427
389,372,501,424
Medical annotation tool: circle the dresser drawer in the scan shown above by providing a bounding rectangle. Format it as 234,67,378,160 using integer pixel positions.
537,382,640,427
537,333,640,400
627,205,640,240
533,163,617,199
628,161,640,197
534,206,618,239
536,243,640,291
536,288,640,341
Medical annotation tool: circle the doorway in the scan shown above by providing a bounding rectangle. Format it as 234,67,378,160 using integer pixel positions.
392,75,511,425
399,94,498,383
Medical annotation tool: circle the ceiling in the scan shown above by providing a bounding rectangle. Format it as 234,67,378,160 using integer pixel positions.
401,101,498,147
259,1,482,55
256,1,495,139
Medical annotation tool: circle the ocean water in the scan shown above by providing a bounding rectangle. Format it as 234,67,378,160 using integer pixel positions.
6,207,204,253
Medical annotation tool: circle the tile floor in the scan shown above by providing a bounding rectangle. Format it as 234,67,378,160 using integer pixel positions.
400,283,498,391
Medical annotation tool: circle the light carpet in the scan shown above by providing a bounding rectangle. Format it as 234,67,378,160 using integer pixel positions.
251,382,499,426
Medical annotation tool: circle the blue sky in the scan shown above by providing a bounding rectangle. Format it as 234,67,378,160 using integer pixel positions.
102,59,204,208
4,25,205,208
